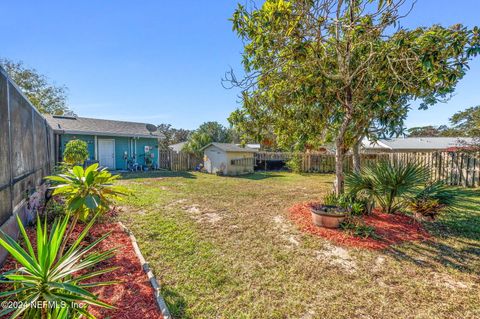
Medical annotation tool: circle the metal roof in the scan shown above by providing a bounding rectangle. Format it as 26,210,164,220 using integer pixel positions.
362,137,474,150
168,141,187,152
44,115,164,139
201,143,258,153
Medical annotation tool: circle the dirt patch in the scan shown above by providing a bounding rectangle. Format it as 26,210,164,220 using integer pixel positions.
431,272,470,290
316,242,358,273
289,202,430,250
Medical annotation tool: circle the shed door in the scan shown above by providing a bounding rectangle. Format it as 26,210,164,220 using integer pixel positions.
98,139,115,169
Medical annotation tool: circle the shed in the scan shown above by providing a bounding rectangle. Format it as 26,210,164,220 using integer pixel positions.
201,143,257,175
44,115,164,170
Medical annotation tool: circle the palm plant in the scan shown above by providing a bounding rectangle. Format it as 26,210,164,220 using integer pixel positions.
0,214,116,319
346,161,429,214
45,163,127,255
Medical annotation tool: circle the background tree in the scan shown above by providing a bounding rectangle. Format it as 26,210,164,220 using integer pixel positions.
407,125,458,137
183,121,233,155
227,0,480,194
157,123,192,148
0,58,74,115
449,105,480,137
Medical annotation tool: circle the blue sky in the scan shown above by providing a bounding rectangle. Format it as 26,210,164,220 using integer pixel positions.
1,0,479,130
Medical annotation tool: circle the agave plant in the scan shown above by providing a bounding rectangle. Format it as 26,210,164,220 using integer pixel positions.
346,161,429,214
0,214,116,319
45,163,127,255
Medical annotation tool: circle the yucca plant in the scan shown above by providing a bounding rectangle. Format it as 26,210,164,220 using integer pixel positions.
346,161,429,214
0,214,117,319
45,163,127,255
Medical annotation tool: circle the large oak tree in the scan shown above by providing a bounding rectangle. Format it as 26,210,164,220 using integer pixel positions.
226,0,479,194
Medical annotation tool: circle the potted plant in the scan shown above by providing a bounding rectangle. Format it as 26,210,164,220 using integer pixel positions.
310,204,347,229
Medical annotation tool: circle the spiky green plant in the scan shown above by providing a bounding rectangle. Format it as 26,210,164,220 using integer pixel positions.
0,214,117,319
346,161,429,214
45,163,127,255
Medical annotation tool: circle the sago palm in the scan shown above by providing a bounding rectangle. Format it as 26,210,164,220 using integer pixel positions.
346,161,429,214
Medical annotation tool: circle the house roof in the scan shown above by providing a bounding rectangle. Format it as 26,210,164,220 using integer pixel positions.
168,141,187,152
44,115,163,139
201,143,258,153
362,137,474,151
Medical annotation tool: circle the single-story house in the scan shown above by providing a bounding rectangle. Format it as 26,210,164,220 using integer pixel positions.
362,137,474,153
168,141,187,153
201,143,257,176
45,115,163,170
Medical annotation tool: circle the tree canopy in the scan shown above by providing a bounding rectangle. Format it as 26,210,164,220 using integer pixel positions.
1,58,74,115
226,0,480,193
183,121,233,155
157,123,192,148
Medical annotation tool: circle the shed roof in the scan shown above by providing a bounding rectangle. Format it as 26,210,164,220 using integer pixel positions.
44,115,163,139
201,143,258,153
362,137,474,150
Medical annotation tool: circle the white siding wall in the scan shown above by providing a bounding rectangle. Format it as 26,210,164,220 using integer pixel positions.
204,146,228,174
226,152,255,175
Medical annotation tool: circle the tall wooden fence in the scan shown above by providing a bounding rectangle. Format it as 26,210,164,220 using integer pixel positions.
159,150,202,171
256,151,480,187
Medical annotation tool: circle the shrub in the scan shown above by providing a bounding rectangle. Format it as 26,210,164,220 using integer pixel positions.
286,153,303,173
45,163,127,255
409,181,459,220
0,214,116,319
322,192,368,215
63,139,89,166
346,161,429,214
340,217,377,239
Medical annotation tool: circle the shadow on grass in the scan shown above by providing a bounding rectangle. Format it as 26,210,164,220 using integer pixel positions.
119,170,197,180
226,172,286,180
161,286,191,319
386,187,480,274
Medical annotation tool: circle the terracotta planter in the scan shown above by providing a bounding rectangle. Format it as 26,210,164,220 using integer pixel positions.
311,205,346,229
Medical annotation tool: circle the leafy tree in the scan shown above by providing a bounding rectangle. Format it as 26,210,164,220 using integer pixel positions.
227,0,480,194
0,58,74,115
449,105,480,137
183,121,232,154
63,139,89,165
407,125,459,137
157,123,192,148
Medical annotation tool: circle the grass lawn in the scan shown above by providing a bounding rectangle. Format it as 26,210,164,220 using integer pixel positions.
116,171,480,319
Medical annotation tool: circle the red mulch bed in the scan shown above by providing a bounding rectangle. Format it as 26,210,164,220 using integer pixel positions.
0,221,163,319
289,202,431,250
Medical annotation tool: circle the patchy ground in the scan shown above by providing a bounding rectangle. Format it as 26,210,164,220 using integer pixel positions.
117,171,480,319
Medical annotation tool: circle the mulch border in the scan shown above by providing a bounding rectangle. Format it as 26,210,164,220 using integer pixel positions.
118,222,172,319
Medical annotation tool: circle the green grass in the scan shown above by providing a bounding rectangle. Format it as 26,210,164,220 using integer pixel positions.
116,171,480,319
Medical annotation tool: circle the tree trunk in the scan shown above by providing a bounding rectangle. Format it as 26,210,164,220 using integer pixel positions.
334,138,345,195
352,138,361,173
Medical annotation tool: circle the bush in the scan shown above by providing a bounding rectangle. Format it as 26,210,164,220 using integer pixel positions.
0,214,115,318
409,181,459,220
286,153,303,173
322,192,368,215
340,217,377,239
63,139,89,165
346,161,429,214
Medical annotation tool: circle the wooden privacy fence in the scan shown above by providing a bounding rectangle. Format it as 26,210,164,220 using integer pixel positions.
255,151,480,187
159,150,202,171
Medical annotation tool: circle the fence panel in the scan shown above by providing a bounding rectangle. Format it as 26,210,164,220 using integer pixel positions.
159,150,202,171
